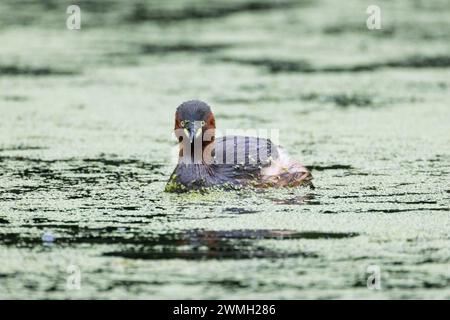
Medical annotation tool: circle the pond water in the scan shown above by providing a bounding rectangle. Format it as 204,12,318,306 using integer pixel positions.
0,0,449,299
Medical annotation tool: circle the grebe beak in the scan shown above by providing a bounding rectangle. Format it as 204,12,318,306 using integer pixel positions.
187,121,203,144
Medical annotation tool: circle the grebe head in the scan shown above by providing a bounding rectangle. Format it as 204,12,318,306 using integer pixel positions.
174,100,216,145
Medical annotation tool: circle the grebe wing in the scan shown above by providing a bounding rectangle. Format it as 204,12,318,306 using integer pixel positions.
213,135,279,166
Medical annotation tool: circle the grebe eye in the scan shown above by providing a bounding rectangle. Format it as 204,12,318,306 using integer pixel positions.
180,120,185,127
201,120,206,126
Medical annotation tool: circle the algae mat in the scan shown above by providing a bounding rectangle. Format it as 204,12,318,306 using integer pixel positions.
0,0,449,299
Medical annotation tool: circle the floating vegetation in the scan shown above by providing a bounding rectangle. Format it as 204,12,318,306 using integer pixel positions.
301,93,374,107
0,65,78,76
127,0,296,23
0,0,449,300
309,164,354,171
218,55,450,73
1,95,28,102
140,43,232,55
222,207,260,214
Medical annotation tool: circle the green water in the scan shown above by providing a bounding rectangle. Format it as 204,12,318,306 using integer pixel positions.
0,0,449,299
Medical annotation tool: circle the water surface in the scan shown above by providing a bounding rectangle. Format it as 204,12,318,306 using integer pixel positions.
0,0,449,299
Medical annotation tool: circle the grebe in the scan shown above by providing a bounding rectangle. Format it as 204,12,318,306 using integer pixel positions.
165,100,313,192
